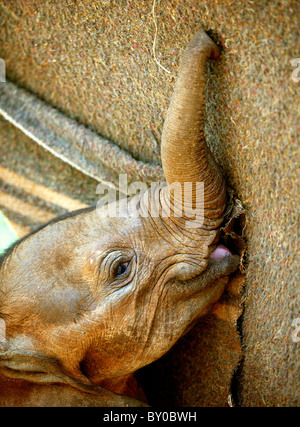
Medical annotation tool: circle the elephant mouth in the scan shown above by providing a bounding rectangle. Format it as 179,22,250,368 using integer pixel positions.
193,243,240,287
209,244,240,277
210,244,233,260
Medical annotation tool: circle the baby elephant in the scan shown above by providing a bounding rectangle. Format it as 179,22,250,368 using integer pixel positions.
0,30,239,407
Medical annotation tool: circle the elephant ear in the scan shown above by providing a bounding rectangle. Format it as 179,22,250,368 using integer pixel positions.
161,30,227,227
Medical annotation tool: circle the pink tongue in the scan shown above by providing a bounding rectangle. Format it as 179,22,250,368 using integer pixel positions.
210,244,232,259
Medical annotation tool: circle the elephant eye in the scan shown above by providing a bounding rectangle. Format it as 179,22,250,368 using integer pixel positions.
114,261,130,278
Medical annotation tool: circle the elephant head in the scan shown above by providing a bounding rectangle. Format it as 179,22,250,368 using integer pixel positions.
0,30,239,404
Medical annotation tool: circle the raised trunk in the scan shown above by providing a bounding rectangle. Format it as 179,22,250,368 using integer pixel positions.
161,30,226,224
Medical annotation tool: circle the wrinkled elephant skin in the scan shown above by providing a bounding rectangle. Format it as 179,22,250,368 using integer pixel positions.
0,30,239,407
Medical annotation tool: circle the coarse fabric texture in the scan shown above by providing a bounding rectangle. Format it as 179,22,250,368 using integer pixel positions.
0,0,299,406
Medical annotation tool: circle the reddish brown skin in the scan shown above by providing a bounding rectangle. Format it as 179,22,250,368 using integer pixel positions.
0,30,239,407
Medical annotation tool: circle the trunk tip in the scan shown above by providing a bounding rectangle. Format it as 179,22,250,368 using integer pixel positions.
187,29,220,61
